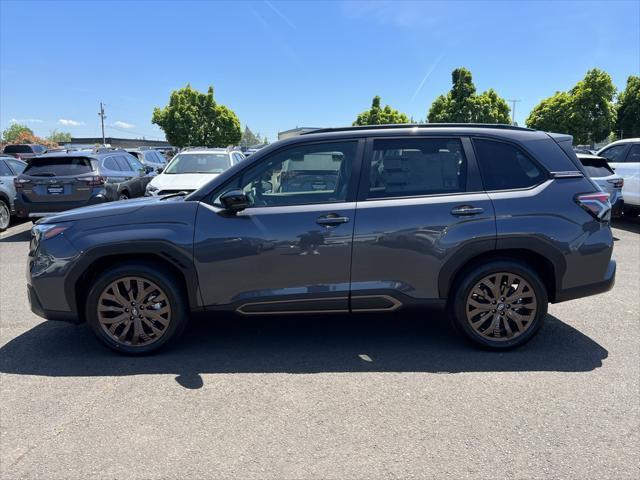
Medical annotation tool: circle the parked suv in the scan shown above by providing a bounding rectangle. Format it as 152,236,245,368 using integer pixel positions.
27,125,615,354
597,138,640,216
15,149,152,219
126,148,167,172
0,156,27,231
3,144,47,162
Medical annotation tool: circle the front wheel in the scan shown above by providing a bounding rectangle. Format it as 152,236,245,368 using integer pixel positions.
86,263,188,354
450,260,547,350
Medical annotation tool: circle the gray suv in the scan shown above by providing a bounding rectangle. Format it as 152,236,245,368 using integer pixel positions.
26,125,615,354
0,156,27,231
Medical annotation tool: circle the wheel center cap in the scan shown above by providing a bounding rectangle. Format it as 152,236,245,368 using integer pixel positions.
132,307,139,316
497,303,505,311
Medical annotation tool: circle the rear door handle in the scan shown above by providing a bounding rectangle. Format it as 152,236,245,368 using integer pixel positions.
316,214,350,227
451,205,484,216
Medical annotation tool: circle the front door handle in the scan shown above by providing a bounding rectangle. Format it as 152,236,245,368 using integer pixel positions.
451,205,484,216
316,213,350,227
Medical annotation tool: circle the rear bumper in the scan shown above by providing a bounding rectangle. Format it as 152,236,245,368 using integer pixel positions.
611,198,624,218
555,259,616,303
15,194,108,218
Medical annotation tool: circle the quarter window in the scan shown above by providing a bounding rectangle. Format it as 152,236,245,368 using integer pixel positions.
626,144,640,163
366,138,467,199
474,139,545,191
6,159,26,174
226,141,357,207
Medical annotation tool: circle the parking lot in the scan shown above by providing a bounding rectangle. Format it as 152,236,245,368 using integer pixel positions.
0,218,638,479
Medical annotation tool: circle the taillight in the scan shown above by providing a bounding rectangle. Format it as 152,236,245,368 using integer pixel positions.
14,178,31,189
607,178,624,188
82,176,105,186
576,192,611,221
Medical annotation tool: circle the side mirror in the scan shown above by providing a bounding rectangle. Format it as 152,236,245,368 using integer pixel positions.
220,189,250,213
156,167,164,174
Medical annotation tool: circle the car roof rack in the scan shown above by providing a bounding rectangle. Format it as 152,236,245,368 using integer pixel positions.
301,123,535,135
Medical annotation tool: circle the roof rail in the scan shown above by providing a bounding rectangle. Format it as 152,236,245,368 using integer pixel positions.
301,123,535,135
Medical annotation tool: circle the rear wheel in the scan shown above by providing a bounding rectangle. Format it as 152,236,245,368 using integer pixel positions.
119,191,129,200
86,263,188,354
0,199,10,231
450,260,547,349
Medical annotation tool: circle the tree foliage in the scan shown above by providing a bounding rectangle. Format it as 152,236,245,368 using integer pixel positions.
616,75,640,139
353,96,410,126
152,85,242,147
526,68,617,144
427,68,511,124
1,123,33,143
48,129,72,143
241,126,266,147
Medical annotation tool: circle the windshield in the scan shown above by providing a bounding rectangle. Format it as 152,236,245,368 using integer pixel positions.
164,153,230,174
24,156,96,176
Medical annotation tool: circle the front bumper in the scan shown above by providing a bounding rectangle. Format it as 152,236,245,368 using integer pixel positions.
27,284,80,323
555,259,616,303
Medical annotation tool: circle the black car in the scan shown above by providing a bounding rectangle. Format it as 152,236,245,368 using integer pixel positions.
14,149,152,219
3,143,47,162
27,124,615,354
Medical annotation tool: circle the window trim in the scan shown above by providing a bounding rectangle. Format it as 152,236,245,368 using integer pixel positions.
357,135,480,202
470,136,550,193
206,138,365,208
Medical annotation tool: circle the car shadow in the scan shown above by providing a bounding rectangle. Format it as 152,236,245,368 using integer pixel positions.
0,311,608,389
0,226,31,243
612,216,640,234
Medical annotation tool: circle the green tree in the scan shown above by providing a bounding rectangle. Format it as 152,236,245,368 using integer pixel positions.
47,129,72,143
152,84,241,147
526,68,617,144
353,96,410,126
1,123,34,143
241,126,262,147
427,68,511,124
615,75,640,139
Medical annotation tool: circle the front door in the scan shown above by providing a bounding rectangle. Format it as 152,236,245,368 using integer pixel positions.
193,140,362,314
350,136,496,310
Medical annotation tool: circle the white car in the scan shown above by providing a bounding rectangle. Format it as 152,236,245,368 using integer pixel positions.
597,138,640,215
145,148,244,196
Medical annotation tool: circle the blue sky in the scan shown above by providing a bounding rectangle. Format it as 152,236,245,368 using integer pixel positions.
1,0,638,142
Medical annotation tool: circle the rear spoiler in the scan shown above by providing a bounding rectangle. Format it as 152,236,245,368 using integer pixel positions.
547,132,598,188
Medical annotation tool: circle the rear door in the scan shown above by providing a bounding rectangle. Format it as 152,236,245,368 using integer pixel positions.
21,156,97,203
350,136,495,309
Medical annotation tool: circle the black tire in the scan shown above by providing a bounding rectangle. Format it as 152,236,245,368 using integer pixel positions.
85,262,188,355
449,260,547,350
118,191,129,200
623,205,639,218
0,199,10,232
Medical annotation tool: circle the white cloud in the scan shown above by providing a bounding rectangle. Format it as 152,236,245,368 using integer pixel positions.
10,118,43,123
111,121,135,129
58,118,85,126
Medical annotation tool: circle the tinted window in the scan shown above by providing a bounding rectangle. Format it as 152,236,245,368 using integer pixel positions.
124,154,143,171
6,159,26,174
0,160,12,176
228,141,357,207
103,157,121,171
3,145,32,154
474,139,545,190
114,156,133,172
366,138,466,199
24,157,95,176
33,145,46,153
599,144,629,163
626,144,640,163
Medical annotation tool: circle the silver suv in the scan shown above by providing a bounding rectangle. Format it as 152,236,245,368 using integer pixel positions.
0,155,27,231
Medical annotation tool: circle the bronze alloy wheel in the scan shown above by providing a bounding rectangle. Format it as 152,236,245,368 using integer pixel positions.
465,272,537,342
97,276,172,347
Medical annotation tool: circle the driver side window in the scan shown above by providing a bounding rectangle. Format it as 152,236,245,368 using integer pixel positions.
226,141,357,207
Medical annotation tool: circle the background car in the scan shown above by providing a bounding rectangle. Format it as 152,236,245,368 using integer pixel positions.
597,138,640,216
576,153,624,217
126,148,167,173
14,149,152,219
2,144,47,162
0,155,27,231
145,147,243,196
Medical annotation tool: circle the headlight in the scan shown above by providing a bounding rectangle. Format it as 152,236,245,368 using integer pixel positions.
146,184,159,193
33,224,68,241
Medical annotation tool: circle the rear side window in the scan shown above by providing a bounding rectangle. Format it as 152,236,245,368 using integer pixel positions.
0,160,12,176
24,157,95,176
115,156,133,172
3,145,32,154
599,144,629,163
474,139,546,191
579,157,614,178
367,137,467,199
103,157,121,171
6,159,26,174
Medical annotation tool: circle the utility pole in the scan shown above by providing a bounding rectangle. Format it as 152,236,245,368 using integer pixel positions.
507,99,521,125
98,102,106,145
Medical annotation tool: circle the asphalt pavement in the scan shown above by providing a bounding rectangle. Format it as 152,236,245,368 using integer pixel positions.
1,218,638,479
